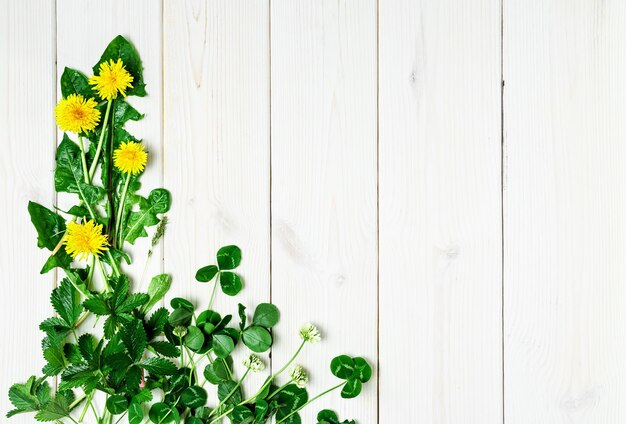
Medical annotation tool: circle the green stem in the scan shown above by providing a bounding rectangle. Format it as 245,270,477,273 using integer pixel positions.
113,411,128,424
208,407,234,424
88,99,112,180
241,340,306,404
77,135,90,184
267,379,294,399
207,274,219,310
95,256,110,292
69,394,86,409
115,174,131,244
78,391,94,422
210,369,249,417
276,382,345,424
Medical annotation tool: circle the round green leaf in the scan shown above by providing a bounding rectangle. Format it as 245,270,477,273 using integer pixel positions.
231,405,254,422
148,188,171,214
170,297,194,312
218,380,243,405
317,409,339,424
203,358,230,385
128,402,144,424
212,334,235,358
184,326,205,352
252,303,280,328
330,355,355,379
242,326,272,352
219,272,243,296
340,379,362,399
216,245,242,270
148,402,176,424
195,265,218,282
352,357,372,383
181,386,208,409
168,307,193,327
106,394,128,415
185,418,203,424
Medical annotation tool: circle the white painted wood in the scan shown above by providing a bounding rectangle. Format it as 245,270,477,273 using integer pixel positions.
0,2,56,422
378,1,503,422
163,0,271,393
270,1,378,422
504,1,626,422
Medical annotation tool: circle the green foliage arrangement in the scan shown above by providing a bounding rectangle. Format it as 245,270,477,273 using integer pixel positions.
6,36,371,424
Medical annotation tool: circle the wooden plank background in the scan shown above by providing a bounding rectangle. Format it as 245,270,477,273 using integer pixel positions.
2,0,626,423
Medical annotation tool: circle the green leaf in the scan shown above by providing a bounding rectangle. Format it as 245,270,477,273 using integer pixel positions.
351,357,372,383
231,405,254,422
106,394,128,415
216,245,242,270
149,341,180,358
217,380,242,405
42,345,66,376
212,334,235,358
128,401,144,424
34,397,70,421
238,303,247,330
83,297,110,316
180,386,207,409
60,67,94,98
340,379,362,399
148,402,177,424
55,135,105,205
121,319,147,362
138,357,177,376
50,278,82,327
27,201,66,251
317,410,339,424
242,326,272,353
94,35,146,97
8,382,38,411
252,303,280,328
203,358,231,385
146,308,169,339
117,293,150,313
170,297,194,311
113,99,143,126
142,274,172,314
195,265,218,283
168,307,193,327
124,189,171,244
276,384,308,423
219,271,243,296
78,334,97,361
184,326,205,352
330,355,355,379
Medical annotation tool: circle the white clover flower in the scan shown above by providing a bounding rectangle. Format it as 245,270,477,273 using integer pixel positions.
242,354,265,372
173,326,188,338
299,323,321,343
289,365,309,388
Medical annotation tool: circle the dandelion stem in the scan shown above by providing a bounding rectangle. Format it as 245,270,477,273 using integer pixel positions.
77,135,90,184
88,99,112,180
115,174,131,244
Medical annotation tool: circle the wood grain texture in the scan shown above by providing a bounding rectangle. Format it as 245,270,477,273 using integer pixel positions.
163,0,270,392
504,1,626,422
0,1,56,422
379,0,503,422
270,1,378,421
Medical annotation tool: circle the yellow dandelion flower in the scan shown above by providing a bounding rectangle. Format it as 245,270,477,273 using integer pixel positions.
65,220,109,261
113,141,148,175
54,94,101,133
89,59,134,100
